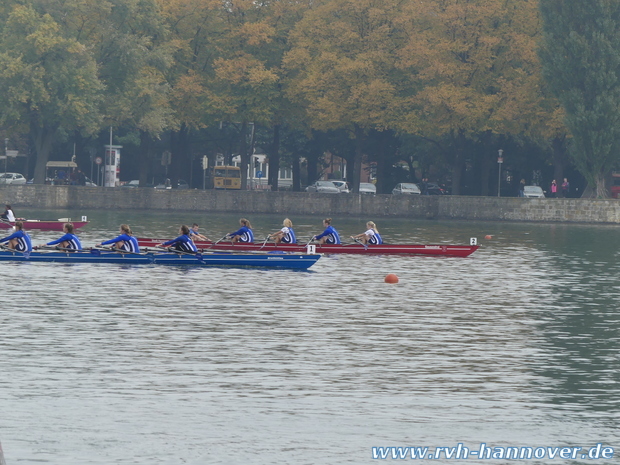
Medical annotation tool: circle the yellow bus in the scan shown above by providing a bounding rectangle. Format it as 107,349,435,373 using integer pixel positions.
210,165,241,189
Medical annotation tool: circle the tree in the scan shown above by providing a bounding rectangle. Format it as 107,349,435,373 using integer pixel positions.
0,3,104,183
395,0,542,194
283,0,403,192
539,0,620,198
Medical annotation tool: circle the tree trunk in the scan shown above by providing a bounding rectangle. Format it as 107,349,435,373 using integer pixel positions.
268,124,280,191
239,121,250,190
292,154,301,191
138,130,151,187
32,117,57,184
351,125,364,193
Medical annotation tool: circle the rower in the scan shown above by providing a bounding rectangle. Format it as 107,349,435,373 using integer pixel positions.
269,218,297,244
1,205,15,222
157,225,198,253
0,221,32,252
98,224,140,253
188,223,209,241
39,222,82,251
350,221,383,245
228,218,254,243
313,218,341,244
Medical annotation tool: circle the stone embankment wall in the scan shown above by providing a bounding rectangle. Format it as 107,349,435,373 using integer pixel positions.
3,185,620,223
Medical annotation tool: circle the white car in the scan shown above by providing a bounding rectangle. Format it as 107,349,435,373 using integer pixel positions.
305,181,340,193
523,185,545,198
0,172,27,185
392,183,421,195
331,180,350,193
359,182,377,194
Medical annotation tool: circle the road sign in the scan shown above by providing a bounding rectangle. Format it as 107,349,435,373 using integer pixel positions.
256,170,263,178
95,157,102,165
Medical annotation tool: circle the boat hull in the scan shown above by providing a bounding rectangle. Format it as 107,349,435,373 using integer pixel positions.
0,250,320,269
137,238,479,257
0,220,89,230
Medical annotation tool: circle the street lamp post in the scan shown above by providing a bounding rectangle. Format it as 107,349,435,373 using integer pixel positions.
497,149,503,197
4,138,8,174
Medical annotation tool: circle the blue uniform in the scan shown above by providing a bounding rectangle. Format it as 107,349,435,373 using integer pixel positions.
369,232,382,245
101,234,140,253
229,226,254,243
47,233,82,250
365,229,382,245
280,227,296,244
315,225,340,244
162,234,198,253
0,230,32,252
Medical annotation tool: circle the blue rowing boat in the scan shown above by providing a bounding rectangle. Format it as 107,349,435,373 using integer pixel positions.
0,249,321,270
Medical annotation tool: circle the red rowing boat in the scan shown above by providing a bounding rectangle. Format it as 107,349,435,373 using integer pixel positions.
137,238,479,257
0,219,89,231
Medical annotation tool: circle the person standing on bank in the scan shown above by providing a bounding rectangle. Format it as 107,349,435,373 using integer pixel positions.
550,180,557,198
519,179,526,197
562,178,570,198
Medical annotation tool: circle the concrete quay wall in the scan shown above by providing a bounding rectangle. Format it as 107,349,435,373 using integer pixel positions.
3,185,620,224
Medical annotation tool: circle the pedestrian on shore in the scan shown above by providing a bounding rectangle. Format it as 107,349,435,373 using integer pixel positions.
562,178,570,198
519,179,526,197
550,180,557,198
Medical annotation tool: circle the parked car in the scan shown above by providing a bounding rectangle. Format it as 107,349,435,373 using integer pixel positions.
305,180,340,194
122,180,141,188
331,180,350,193
425,182,449,195
392,183,421,195
359,182,377,195
523,185,545,198
0,172,27,185
154,179,190,190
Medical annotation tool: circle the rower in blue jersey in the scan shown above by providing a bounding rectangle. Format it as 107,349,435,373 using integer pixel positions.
158,225,198,253
228,218,254,243
188,223,209,242
313,218,341,244
41,222,82,250
0,221,32,252
99,224,140,253
269,218,297,244
351,221,383,245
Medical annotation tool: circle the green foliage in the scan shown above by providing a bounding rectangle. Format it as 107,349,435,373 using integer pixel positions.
540,0,620,196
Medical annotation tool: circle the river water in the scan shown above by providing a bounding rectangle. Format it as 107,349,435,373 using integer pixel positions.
0,209,618,464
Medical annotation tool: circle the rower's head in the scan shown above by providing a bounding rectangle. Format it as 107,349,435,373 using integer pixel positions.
64,223,74,234
323,218,332,226
14,221,23,231
367,221,376,231
120,224,132,235
192,223,199,231
180,224,190,235
240,218,252,228
5,204,11,210
283,218,292,228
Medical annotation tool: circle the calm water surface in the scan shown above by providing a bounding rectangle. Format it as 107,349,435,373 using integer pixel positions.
0,209,619,464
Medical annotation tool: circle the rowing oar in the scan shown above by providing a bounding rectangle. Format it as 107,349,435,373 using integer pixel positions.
208,234,229,249
34,245,81,252
353,237,369,250
91,246,149,256
149,246,204,261
258,236,271,250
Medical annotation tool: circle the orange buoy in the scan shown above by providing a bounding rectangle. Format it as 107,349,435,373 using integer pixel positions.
484,235,493,240
384,273,399,284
